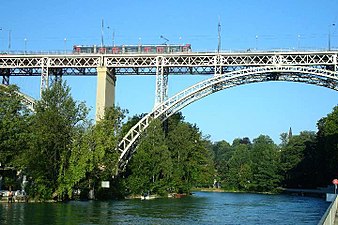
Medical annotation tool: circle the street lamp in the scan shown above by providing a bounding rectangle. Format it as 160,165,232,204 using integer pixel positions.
8,30,11,51
0,27,11,51
255,35,258,50
0,28,3,51
328,23,335,51
64,38,67,54
297,34,301,50
24,38,27,54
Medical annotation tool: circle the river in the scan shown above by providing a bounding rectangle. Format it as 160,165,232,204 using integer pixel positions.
0,191,329,224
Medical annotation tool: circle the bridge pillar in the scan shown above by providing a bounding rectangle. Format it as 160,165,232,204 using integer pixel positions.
40,58,49,97
154,56,168,108
96,66,116,121
1,69,10,85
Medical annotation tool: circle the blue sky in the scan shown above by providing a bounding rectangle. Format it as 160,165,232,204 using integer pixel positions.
1,0,337,144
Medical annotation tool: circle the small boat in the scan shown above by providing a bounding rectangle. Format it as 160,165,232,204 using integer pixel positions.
141,192,156,200
173,193,187,198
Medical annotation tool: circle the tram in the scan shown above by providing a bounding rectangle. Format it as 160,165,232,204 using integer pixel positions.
73,44,192,54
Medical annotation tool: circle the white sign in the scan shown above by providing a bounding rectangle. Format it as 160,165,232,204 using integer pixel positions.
101,181,110,188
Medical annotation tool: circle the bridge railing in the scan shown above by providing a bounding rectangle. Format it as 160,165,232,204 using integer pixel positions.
318,194,338,225
1,48,337,56
0,50,74,55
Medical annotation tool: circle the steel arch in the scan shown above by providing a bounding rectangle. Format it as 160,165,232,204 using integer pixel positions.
0,84,36,111
117,66,338,171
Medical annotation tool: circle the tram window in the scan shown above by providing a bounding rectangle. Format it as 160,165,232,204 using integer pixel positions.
143,47,151,53
157,47,164,53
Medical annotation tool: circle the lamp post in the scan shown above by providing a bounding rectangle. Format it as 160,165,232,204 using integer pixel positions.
107,25,115,47
0,27,11,51
255,35,258,50
328,23,335,51
64,38,67,54
0,28,3,51
24,38,27,54
297,35,301,50
8,29,11,51
112,30,115,47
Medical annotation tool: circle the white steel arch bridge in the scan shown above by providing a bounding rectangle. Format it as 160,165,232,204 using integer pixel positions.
117,65,338,172
0,50,337,172
0,84,36,112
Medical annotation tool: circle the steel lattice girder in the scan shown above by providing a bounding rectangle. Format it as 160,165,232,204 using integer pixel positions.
0,51,337,77
116,65,338,172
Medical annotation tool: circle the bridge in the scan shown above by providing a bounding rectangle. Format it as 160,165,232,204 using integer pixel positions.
0,83,36,111
1,50,338,171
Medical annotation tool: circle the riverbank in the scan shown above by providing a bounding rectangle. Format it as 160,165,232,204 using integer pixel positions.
192,187,226,192
192,187,280,195
192,187,332,199
280,187,333,198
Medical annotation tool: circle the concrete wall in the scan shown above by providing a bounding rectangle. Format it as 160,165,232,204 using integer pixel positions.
318,194,338,225
96,67,115,121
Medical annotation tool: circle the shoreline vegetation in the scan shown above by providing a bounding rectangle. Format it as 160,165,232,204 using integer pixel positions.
1,82,337,202
0,187,328,203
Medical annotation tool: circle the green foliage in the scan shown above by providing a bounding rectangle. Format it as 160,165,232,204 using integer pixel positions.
127,119,172,195
225,143,252,190
126,113,214,196
250,135,281,192
20,80,89,200
61,107,127,198
280,131,316,188
2,79,337,200
215,136,281,192
0,85,31,167
166,116,214,193
315,106,338,185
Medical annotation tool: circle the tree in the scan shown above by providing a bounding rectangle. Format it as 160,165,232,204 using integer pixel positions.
127,118,172,196
250,135,280,192
225,142,252,190
166,113,214,193
61,106,127,199
316,106,338,185
0,85,31,168
280,131,316,188
22,80,88,200
212,140,232,178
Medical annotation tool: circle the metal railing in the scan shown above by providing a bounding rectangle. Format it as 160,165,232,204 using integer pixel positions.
1,48,337,56
318,195,338,225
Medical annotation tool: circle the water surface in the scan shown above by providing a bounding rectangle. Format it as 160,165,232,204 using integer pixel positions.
0,192,329,224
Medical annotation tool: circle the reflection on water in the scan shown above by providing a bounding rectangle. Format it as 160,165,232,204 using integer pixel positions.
0,192,329,225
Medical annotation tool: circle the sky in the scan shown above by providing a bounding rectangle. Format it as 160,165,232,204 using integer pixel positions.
1,0,337,144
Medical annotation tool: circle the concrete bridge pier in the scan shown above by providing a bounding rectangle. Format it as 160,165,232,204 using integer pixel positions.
96,66,116,121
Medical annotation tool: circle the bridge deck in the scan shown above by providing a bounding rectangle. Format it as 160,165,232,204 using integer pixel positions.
0,51,337,76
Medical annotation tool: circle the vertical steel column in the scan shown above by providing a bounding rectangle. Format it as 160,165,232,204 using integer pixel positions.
50,68,63,85
40,57,49,97
154,56,169,108
1,69,10,85
333,54,337,72
155,56,162,107
214,54,222,76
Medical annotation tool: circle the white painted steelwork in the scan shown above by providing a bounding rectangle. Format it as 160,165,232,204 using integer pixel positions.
0,51,337,172
0,51,336,74
0,84,36,112
117,65,338,172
